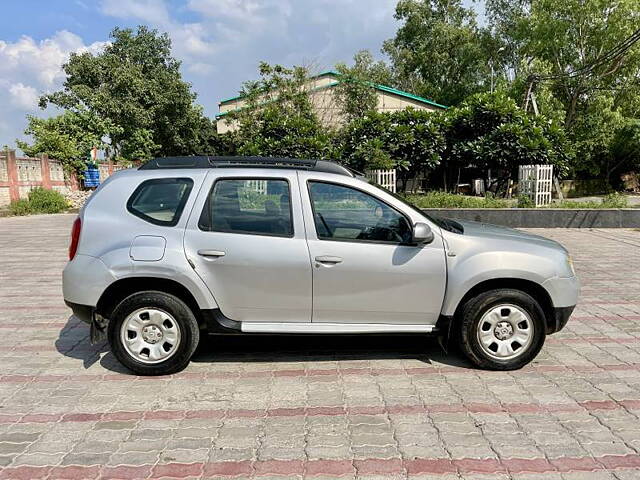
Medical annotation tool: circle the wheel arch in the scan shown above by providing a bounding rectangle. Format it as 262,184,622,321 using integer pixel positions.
452,278,554,326
96,277,204,327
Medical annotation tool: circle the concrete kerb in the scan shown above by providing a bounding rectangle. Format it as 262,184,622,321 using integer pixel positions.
424,208,640,228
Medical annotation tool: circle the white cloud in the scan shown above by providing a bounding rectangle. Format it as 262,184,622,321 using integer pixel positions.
97,0,398,114
99,0,218,71
9,83,39,110
187,0,289,23
0,31,106,147
1,0,400,149
100,0,172,26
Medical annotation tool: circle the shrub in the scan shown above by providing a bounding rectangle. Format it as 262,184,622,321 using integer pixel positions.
601,192,628,208
27,188,70,213
8,199,33,216
517,194,535,208
8,188,70,216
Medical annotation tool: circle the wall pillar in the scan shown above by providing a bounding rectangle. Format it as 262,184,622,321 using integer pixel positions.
40,154,52,190
6,149,19,202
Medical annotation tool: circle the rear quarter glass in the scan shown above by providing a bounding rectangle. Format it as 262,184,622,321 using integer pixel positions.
127,178,194,226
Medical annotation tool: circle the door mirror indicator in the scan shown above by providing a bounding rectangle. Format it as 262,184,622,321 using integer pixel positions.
412,222,434,244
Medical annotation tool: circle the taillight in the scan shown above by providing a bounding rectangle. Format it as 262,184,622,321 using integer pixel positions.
69,217,81,260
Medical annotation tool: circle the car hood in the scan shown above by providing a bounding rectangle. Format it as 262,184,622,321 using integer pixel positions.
450,219,567,252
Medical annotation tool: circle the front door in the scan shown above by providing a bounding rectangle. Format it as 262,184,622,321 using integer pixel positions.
300,176,447,324
184,172,312,323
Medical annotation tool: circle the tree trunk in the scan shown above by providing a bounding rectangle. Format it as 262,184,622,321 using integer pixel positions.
400,176,408,193
565,90,580,128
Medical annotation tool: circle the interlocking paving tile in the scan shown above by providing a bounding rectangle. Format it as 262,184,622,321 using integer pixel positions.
0,215,639,478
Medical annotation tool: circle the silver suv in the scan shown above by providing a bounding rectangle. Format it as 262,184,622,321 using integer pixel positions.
63,157,579,375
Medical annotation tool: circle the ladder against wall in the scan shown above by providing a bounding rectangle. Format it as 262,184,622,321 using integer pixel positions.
365,169,397,193
518,165,553,207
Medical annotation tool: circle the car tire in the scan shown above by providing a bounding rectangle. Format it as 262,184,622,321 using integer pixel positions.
108,291,200,376
458,289,546,370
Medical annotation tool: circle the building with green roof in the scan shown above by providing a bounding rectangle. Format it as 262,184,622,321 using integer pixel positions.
216,71,446,133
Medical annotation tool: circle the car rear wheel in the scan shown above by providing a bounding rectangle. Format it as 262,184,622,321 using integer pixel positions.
458,289,546,370
108,291,199,376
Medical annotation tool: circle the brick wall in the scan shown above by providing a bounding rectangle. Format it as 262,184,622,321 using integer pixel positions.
0,150,121,207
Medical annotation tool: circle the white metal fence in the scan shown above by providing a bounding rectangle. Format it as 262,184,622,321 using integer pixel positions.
245,179,267,194
518,164,553,206
365,169,396,193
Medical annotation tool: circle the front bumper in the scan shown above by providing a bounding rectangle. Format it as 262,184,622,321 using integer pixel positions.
542,275,579,334
542,275,580,308
548,305,575,334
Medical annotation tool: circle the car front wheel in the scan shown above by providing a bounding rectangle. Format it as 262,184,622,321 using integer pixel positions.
459,289,546,370
108,291,200,376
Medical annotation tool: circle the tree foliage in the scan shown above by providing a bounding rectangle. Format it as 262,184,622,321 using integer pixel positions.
39,26,215,161
338,111,394,171
223,62,569,194
333,50,393,122
437,92,572,191
383,0,494,106
17,110,116,175
485,0,640,184
515,0,640,127
378,0,640,187
224,63,333,158
337,108,445,190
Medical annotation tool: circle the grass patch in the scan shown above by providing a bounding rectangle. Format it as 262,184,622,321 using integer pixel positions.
550,192,629,209
402,191,632,209
402,192,510,209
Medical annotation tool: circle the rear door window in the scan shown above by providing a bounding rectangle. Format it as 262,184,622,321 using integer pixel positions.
199,178,293,237
127,178,193,226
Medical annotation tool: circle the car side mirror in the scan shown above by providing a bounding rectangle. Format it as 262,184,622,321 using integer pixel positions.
412,222,434,244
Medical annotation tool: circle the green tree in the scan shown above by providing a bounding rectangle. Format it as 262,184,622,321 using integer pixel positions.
333,50,393,122
225,63,333,158
610,120,640,183
571,96,640,187
570,95,626,182
383,0,495,106
486,0,640,186
39,26,214,161
338,108,445,191
17,110,117,175
486,0,640,123
438,92,572,192
513,0,640,128
387,108,445,191
338,111,394,171
485,0,531,79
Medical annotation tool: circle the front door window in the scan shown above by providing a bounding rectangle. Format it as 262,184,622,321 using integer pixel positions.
308,181,412,244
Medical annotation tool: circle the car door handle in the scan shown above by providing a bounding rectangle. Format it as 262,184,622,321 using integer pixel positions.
198,249,226,258
315,255,343,265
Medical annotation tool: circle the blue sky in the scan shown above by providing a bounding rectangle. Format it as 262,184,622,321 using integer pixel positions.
0,0,483,149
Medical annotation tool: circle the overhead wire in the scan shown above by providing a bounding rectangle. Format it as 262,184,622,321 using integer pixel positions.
523,27,640,111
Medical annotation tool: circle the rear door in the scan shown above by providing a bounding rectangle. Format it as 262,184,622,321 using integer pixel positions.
184,170,312,323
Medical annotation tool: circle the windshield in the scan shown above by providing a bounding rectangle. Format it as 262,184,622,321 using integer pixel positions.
366,181,439,224
366,181,464,234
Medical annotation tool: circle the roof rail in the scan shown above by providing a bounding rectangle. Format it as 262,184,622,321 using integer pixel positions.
139,156,355,177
